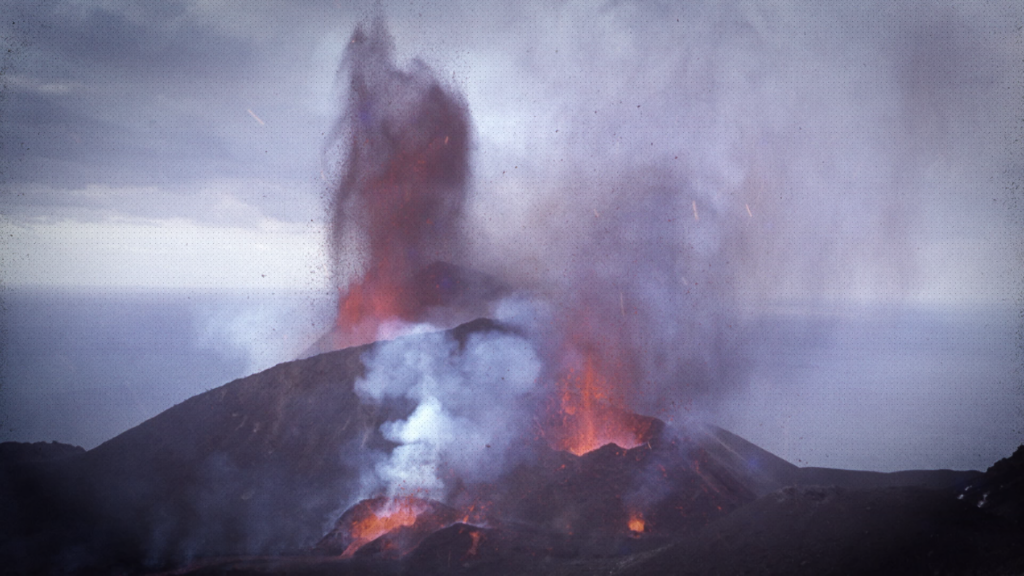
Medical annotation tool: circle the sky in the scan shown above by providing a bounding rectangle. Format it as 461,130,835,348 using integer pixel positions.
1,0,1021,300
0,1,1022,469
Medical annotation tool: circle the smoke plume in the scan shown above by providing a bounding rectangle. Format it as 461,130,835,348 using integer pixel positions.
456,1,1021,425
353,325,541,500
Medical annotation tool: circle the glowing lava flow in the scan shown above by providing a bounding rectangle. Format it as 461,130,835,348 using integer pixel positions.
340,498,424,558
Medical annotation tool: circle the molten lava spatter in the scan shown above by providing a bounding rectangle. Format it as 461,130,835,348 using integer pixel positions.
557,356,644,455
328,18,471,349
332,267,411,349
554,344,651,456
316,495,468,559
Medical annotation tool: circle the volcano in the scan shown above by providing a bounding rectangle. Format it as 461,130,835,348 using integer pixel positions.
3,16,1021,574
1,318,1021,575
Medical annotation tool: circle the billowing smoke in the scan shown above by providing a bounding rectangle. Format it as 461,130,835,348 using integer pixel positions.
457,1,1021,427
353,324,542,500
326,17,472,349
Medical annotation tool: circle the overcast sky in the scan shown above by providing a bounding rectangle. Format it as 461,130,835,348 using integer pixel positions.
1,0,1021,303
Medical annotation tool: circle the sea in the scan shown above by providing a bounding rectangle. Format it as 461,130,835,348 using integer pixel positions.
1,288,1020,473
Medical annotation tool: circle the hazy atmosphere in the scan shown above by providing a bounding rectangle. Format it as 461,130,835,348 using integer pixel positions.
1,1,1021,472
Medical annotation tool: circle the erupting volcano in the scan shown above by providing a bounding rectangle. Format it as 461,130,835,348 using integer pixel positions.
2,10,1021,576
315,19,781,557
321,18,657,470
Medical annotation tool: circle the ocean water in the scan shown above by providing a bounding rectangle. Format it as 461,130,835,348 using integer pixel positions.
0,289,335,450
715,302,1023,472
1,289,1020,472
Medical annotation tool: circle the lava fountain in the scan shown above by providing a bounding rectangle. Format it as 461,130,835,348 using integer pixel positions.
549,304,655,455
326,17,471,350
320,17,698,557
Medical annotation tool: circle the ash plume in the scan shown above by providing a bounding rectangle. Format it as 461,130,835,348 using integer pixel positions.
459,0,1022,427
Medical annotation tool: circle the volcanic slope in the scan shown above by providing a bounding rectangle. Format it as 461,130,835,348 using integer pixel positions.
0,318,1004,575
1,319,461,573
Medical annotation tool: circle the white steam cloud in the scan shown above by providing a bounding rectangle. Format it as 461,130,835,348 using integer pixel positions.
354,324,541,499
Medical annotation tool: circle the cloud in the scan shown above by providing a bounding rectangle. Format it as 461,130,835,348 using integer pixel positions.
0,0,341,189
1,0,1019,303
0,214,331,290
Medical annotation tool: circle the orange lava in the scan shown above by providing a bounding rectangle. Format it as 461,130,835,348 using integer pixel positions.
555,349,646,456
628,512,645,533
337,272,406,329
329,68,468,350
466,530,482,557
459,502,490,526
341,497,423,558
332,267,411,349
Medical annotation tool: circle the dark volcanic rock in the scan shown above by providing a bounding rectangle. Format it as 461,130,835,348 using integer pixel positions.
619,484,1024,576
2,316,1018,576
403,524,502,574
401,522,587,576
961,444,1024,523
481,426,757,554
0,441,85,465
311,416,761,563
697,426,801,496
794,466,982,492
701,426,982,495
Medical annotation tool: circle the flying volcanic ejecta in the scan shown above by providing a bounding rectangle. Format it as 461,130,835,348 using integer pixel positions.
324,17,480,351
